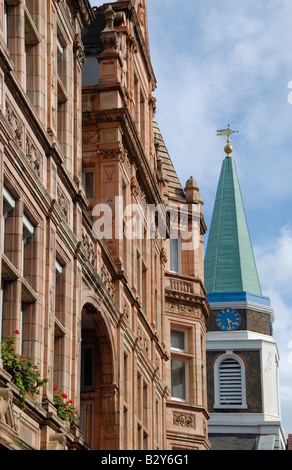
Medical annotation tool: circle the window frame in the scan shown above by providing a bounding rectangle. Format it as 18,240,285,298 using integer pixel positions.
169,237,181,274
170,327,189,403
170,328,188,354
2,186,15,249
22,213,35,277
82,168,95,203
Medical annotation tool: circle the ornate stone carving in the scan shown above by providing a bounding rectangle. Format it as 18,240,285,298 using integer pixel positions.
127,34,138,53
0,388,9,419
82,95,92,113
103,166,116,183
81,229,96,266
156,157,167,186
138,3,145,28
0,388,17,432
153,354,161,379
73,33,86,63
131,175,140,197
99,147,122,160
102,384,119,438
149,95,157,114
173,412,195,428
136,325,149,356
100,6,119,52
104,423,118,434
57,185,69,222
14,116,23,146
165,301,201,318
26,136,41,176
160,247,167,265
101,261,115,299
120,302,129,324
5,101,23,147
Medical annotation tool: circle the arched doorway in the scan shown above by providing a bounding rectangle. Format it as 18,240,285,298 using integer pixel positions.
79,296,119,450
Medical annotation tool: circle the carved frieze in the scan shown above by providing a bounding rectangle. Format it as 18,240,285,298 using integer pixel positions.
99,147,122,160
165,301,201,318
173,412,195,429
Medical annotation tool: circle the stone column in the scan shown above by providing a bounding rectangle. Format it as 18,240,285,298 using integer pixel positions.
101,384,119,450
8,2,25,89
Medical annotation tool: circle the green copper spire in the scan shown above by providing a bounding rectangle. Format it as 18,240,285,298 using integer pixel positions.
204,141,262,296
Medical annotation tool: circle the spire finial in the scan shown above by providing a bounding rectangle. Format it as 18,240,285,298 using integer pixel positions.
217,124,239,157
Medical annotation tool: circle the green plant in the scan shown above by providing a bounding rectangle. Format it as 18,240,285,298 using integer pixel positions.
1,330,48,409
53,388,79,425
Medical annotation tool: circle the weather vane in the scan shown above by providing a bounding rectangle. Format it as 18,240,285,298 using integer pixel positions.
217,124,239,157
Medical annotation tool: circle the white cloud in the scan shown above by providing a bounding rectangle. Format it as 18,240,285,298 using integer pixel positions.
148,0,292,220
255,225,292,295
254,226,292,435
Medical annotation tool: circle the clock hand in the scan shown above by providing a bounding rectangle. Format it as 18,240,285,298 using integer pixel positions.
227,318,234,330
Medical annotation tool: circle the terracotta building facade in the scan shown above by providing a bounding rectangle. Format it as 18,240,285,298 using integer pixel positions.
0,0,210,450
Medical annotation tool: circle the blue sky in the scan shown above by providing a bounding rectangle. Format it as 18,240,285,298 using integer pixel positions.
146,0,292,437
91,0,292,438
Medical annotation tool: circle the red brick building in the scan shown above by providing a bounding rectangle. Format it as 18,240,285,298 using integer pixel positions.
0,0,210,450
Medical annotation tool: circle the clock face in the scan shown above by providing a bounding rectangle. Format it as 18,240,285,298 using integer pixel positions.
216,308,241,331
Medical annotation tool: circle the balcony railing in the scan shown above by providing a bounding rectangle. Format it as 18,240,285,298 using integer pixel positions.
168,277,194,294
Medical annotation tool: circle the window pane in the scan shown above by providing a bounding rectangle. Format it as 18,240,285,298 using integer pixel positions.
171,358,186,400
2,187,15,249
23,213,34,240
57,35,63,60
55,259,63,278
84,347,93,387
81,345,94,391
171,330,185,351
3,187,15,216
170,238,179,272
83,172,94,201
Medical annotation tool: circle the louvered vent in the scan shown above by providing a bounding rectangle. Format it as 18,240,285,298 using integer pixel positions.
219,358,242,405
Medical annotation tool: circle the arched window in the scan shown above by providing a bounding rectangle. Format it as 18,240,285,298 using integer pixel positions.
214,353,247,409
